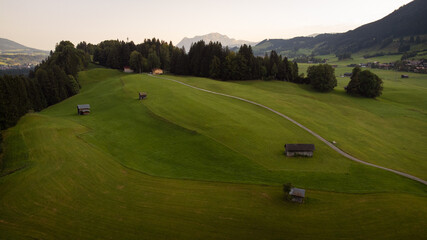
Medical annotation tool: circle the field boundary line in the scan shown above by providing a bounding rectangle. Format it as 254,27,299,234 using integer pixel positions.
147,74,427,186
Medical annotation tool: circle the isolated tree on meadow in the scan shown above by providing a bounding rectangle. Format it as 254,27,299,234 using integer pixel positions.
358,70,383,98
346,67,383,98
307,64,337,92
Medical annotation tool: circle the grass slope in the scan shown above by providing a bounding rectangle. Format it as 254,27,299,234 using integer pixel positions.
161,70,426,180
0,66,426,239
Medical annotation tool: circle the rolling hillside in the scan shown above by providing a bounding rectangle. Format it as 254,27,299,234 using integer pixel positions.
0,38,48,66
253,0,427,56
0,66,426,239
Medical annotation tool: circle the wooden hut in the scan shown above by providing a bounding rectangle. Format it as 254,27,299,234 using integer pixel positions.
139,92,147,100
284,144,315,157
289,188,305,203
77,104,90,115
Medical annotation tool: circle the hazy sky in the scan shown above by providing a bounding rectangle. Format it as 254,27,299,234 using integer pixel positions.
0,0,413,50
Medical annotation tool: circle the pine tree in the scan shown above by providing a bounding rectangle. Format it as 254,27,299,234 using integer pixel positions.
209,56,221,79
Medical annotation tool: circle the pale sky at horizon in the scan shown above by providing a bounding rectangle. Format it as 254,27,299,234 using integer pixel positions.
0,0,414,50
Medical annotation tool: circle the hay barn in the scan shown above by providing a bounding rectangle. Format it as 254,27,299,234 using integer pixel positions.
284,144,315,157
77,104,90,115
289,188,305,203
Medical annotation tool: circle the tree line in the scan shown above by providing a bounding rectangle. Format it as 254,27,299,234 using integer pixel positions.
90,38,384,97
0,41,89,131
91,39,300,82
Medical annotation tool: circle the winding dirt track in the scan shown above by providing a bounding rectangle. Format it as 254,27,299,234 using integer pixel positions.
148,74,427,186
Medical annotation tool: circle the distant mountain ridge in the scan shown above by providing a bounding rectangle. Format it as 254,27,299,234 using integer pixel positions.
0,38,49,67
177,33,258,52
253,0,427,56
0,38,48,54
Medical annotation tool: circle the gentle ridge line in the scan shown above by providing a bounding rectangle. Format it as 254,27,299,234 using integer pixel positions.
147,74,427,186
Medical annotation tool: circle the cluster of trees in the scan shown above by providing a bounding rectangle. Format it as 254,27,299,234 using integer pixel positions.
345,67,383,98
299,64,382,98
89,38,386,98
336,52,352,60
0,41,89,130
92,38,181,73
92,39,300,82
0,68,31,76
293,55,326,64
185,41,299,81
401,51,418,60
90,38,385,98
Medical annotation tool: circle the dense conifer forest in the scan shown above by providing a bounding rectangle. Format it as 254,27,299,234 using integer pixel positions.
91,39,300,82
0,41,89,131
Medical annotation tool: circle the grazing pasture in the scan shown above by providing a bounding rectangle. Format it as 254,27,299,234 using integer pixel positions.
0,66,426,239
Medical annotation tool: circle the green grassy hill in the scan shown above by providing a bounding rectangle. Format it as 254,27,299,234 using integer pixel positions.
0,66,426,239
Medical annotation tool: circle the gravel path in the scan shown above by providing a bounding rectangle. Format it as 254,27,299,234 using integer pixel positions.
148,74,427,186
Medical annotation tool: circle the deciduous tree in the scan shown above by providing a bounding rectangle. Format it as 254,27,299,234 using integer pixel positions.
307,64,337,92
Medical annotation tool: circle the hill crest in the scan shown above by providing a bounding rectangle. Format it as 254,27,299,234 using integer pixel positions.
0,38,48,54
253,0,427,56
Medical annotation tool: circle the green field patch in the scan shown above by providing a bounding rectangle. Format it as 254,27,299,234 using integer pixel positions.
0,128,29,175
0,111,426,239
1,67,426,238
23,68,424,193
156,73,427,180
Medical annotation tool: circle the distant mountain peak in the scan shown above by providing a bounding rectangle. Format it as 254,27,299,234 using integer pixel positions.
177,33,258,52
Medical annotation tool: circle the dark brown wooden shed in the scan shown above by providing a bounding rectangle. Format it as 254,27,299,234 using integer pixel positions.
284,144,315,157
77,104,90,115
289,187,305,203
139,92,147,100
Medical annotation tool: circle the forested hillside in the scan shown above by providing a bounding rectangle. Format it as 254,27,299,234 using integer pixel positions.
0,41,89,130
253,0,427,56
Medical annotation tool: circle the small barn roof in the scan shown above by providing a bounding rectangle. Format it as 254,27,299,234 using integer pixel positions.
77,104,90,109
285,144,315,152
289,188,305,198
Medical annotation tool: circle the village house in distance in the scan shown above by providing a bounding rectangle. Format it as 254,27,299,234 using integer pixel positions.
152,68,163,75
123,66,134,73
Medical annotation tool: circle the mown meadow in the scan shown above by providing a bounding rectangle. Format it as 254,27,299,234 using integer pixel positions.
0,65,426,239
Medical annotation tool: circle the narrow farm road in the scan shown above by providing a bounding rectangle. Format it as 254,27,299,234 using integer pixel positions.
148,74,427,186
